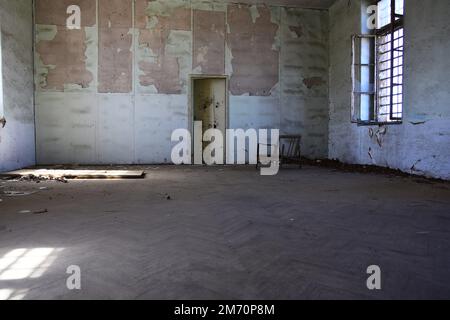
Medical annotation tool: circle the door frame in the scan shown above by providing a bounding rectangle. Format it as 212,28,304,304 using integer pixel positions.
189,75,229,164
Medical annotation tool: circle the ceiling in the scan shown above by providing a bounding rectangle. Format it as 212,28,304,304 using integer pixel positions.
224,0,337,9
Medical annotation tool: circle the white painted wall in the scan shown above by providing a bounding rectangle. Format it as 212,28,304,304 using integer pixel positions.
329,0,450,180
0,0,35,172
35,92,189,165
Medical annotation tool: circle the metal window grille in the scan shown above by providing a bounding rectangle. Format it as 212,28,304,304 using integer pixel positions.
376,0,404,122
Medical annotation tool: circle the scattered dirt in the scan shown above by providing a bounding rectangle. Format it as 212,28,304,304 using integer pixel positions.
33,209,48,215
303,158,450,184
21,174,68,183
18,209,48,215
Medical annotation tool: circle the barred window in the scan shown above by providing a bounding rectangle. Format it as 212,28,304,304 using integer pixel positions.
376,0,404,122
351,0,404,124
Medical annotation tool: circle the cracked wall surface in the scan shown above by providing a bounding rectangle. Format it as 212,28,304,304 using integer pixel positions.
328,0,450,180
34,0,330,164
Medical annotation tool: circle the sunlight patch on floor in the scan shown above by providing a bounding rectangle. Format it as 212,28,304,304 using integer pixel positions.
0,248,64,300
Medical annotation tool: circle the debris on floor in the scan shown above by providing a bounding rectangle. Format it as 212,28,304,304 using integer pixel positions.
304,158,449,184
0,169,146,180
3,190,37,197
159,192,172,200
18,209,48,215
33,209,48,215
16,174,68,183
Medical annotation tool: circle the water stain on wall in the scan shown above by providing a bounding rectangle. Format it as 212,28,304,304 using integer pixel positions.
227,4,279,96
303,76,326,89
289,26,303,38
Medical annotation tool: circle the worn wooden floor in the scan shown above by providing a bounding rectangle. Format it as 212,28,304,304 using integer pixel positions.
1,166,450,300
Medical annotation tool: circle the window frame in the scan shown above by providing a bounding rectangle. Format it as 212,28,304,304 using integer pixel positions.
351,34,377,124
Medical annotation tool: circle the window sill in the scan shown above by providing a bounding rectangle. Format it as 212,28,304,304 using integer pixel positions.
355,121,403,127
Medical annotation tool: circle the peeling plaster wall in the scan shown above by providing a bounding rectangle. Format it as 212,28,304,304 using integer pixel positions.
328,0,450,180
136,0,191,94
0,0,35,172
35,0,329,164
227,4,279,97
98,0,133,93
193,8,226,75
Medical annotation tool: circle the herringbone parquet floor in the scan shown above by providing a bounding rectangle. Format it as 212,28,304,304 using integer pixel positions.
1,166,450,299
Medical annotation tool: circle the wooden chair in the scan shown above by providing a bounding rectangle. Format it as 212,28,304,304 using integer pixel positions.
280,135,302,168
256,134,302,169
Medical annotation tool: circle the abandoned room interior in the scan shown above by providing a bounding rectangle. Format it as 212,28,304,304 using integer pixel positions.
0,0,449,301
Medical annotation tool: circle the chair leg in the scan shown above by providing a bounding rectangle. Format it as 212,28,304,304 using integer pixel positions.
256,144,260,170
